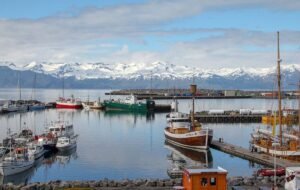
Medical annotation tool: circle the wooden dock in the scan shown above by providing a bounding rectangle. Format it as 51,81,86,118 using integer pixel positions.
210,140,299,167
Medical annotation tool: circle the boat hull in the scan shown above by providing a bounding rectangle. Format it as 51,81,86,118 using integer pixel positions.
0,160,34,176
164,127,213,150
104,101,148,112
56,103,82,109
56,143,76,152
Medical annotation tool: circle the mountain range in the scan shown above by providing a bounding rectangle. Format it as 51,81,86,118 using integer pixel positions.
0,61,299,89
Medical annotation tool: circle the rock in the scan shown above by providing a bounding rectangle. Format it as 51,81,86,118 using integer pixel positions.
157,180,165,187
164,180,173,187
174,178,182,186
120,179,129,187
145,180,156,187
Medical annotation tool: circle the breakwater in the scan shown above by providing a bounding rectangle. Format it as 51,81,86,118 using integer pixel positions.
0,176,287,190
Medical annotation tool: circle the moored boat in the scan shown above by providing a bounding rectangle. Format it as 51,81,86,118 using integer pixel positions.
56,135,77,151
56,95,82,109
0,147,34,176
103,94,155,112
164,84,213,150
250,32,300,160
82,98,104,110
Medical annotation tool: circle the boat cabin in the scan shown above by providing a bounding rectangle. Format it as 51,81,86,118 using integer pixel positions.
181,167,227,190
48,121,74,137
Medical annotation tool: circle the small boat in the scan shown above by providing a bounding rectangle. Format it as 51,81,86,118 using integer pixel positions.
27,143,45,159
48,121,74,138
1,102,18,113
285,167,300,190
103,94,155,112
28,103,46,111
56,135,77,151
0,148,34,176
82,98,104,110
257,167,285,177
37,134,57,151
56,95,82,109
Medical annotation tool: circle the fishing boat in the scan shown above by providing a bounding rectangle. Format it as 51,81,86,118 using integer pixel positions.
164,84,213,150
27,143,45,160
103,94,155,112
56,95,82,109
82,97,104,110
250,32,300,160
56,135,77,151
0,146,34,176
47,121,74,138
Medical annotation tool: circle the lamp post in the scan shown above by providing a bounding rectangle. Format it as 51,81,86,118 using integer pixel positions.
272,142,280,189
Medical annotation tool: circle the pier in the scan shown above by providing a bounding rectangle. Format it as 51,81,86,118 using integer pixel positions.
210,140,299,168
194,114,262,123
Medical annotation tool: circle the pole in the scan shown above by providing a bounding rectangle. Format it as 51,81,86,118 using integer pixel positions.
277,31,282,146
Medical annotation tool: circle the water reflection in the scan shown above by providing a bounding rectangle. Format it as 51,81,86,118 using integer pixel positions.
104,110,155,122
165,141,213,178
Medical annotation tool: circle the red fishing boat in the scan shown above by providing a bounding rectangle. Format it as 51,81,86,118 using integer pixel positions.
56,95,82,109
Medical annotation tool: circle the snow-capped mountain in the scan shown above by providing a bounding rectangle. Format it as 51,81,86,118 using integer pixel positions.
0,61,298,89
1,61,299,80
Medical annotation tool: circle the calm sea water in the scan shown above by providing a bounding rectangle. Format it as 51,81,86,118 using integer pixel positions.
0,88,298,184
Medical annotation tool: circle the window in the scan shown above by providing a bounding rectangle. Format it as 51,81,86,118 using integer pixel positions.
201,178,207,186
210,177,217,186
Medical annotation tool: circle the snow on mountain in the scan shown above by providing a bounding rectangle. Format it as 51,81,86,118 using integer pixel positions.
0,61,299,80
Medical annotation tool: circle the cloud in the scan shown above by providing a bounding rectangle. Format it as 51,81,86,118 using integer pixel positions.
0,0,299,67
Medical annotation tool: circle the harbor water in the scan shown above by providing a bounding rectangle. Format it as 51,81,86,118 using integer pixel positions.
0,88,298,184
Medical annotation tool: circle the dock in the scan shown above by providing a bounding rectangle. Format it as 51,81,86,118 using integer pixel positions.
194,114,262,123
210,140,299,167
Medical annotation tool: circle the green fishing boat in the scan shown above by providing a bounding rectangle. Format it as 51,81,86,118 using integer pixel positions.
103,95,155,112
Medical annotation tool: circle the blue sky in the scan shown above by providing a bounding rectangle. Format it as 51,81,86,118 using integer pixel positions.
0,0,299,69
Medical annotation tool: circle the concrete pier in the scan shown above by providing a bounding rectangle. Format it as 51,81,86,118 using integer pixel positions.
210,140,299,167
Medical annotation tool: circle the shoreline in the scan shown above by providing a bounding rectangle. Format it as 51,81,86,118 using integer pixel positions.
0,176,286,190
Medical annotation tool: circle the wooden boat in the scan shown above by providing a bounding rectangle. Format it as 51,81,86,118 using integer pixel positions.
164,84,213,150
250,32,300,160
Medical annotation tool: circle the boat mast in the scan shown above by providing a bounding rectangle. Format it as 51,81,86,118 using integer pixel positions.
298,80,300,136
277,31,283,146
18,71,21,101
62,71,65,98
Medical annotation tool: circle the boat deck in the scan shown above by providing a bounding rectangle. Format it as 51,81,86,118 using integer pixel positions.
210,140,299,168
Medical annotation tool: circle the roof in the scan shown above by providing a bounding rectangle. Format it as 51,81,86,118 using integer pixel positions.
184,167,227,175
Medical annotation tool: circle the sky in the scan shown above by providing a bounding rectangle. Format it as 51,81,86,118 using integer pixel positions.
0,0,299,69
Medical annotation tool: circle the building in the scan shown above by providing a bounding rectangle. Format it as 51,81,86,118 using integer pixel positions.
224,90,240,97
181,167,228,190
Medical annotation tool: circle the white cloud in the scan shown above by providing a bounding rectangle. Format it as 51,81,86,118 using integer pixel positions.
0,0,299,68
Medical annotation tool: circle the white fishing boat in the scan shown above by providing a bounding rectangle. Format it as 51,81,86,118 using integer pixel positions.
48,121,74,138
56,135,77,151
27,143,45,160
0,147,34,176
